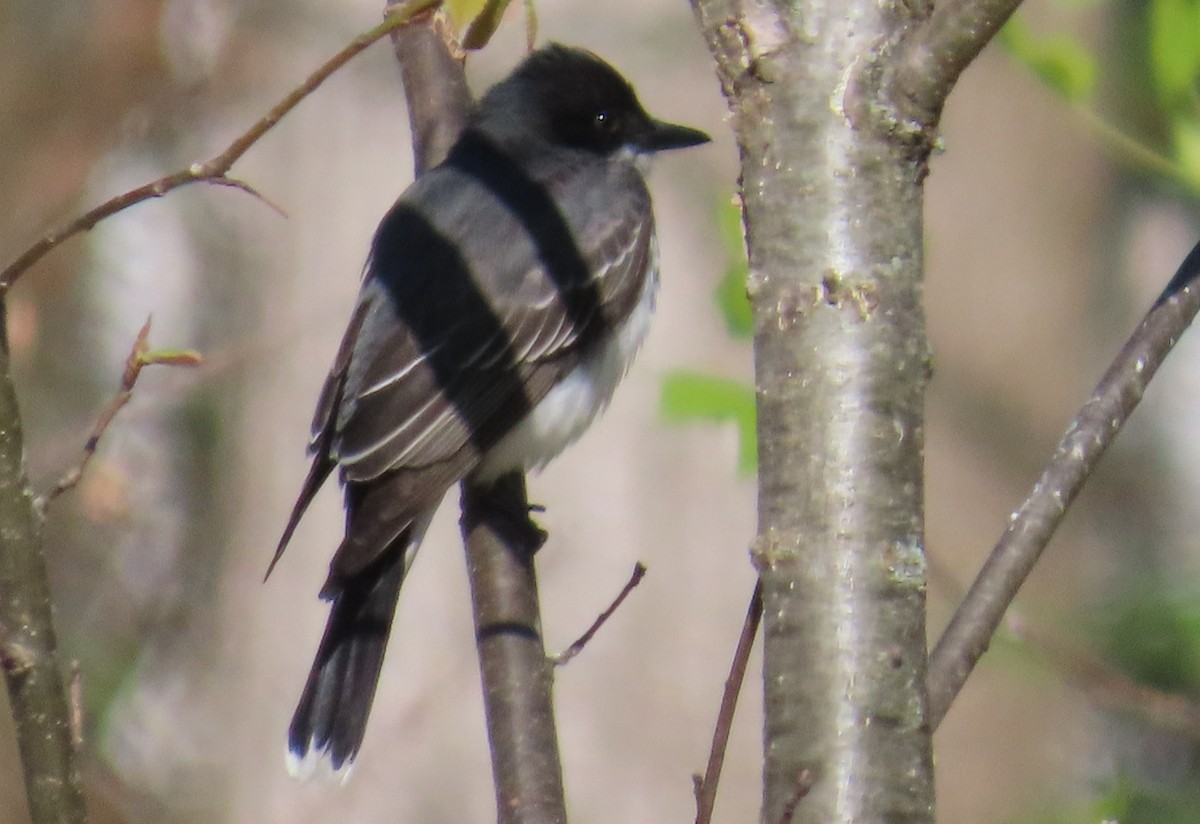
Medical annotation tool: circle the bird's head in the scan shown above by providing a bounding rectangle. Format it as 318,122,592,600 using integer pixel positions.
476,44,710,158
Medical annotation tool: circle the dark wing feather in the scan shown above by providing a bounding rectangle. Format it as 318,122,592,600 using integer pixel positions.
266,298,373,580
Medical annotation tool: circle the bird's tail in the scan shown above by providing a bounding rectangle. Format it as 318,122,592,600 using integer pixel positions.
286,516,430,779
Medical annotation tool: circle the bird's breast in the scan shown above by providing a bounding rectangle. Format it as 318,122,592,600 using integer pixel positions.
471,240,660,482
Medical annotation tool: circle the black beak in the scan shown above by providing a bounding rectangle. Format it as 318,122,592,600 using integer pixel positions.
637,117,711,152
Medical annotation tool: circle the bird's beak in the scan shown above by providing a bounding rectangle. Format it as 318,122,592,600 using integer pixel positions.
637,117,711,152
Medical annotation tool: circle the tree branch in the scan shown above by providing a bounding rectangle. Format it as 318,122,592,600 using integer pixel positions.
847,0,1025,150
0,296,86,824
894,0,1023,127
0,0,439,292
389,8,471,175
460,474,567,824
41,317,203,508
694,580,762,824
384,10,569,822
927,240,1200,729
550,562,646,666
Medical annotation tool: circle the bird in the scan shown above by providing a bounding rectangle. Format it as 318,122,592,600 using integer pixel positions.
269,42,709,778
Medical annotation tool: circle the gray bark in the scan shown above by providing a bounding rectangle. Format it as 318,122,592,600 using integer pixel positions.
0,301,86,824
690,3,936,821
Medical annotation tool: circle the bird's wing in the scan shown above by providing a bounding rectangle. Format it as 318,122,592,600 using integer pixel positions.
266,297,372,581
314,150,655,580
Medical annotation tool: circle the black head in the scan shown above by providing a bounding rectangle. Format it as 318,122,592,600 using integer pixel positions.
476,44,710,156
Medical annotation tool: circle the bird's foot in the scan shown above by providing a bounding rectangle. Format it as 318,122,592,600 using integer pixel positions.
462,474,548,556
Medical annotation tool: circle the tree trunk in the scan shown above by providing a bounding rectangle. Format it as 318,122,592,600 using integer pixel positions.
691,3,936,822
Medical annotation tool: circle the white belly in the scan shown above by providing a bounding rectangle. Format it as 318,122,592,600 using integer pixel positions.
472,259,658,483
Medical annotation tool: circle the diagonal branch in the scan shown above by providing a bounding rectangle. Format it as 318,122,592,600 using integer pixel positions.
694,580,762,824
927,239,1200,729
551,562,646,666
0,0,439,292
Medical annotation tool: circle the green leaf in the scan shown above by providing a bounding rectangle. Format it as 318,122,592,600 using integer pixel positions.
999,15,1096,103
444,0,489,28
714,197,753,338
660,370,756,475
139,348,204,368
1172,118,1200,188
1149,0,1200,108
715,264,753,338
1096,585,1200,691
454,0,515,50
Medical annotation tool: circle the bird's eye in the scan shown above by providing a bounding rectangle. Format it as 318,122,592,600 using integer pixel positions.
594,111,619,133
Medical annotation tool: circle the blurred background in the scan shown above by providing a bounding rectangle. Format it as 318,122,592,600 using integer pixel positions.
2,0,1199,822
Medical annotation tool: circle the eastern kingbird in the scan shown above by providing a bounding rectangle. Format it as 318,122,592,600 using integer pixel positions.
270,43,709,777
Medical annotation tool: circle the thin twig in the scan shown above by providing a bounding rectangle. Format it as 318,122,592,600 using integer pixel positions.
927,239,1200,729
42,392,132,507
205,176,288,217
0,0,438,291
694,579,762,824
551,563,647,666
523,0,539,52
41,316,202,508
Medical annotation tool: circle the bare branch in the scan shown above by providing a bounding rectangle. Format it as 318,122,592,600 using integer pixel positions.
0,296,86,823
41,317,203,508
844,0,1024,153
522,0,539,52
695,580,763,824
0,0,439,291
888,0,1023,131
551,562,646,666
384,14,568,821
206,177,288,217
389,6,472,174
460,474,567,824
927,240,1200,729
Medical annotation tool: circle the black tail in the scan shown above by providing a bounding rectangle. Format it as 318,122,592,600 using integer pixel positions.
286,536,409,777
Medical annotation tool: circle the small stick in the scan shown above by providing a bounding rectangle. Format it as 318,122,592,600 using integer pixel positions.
694,579,763,824
41,316,202,508
0,0,438,291
551,563,647,666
